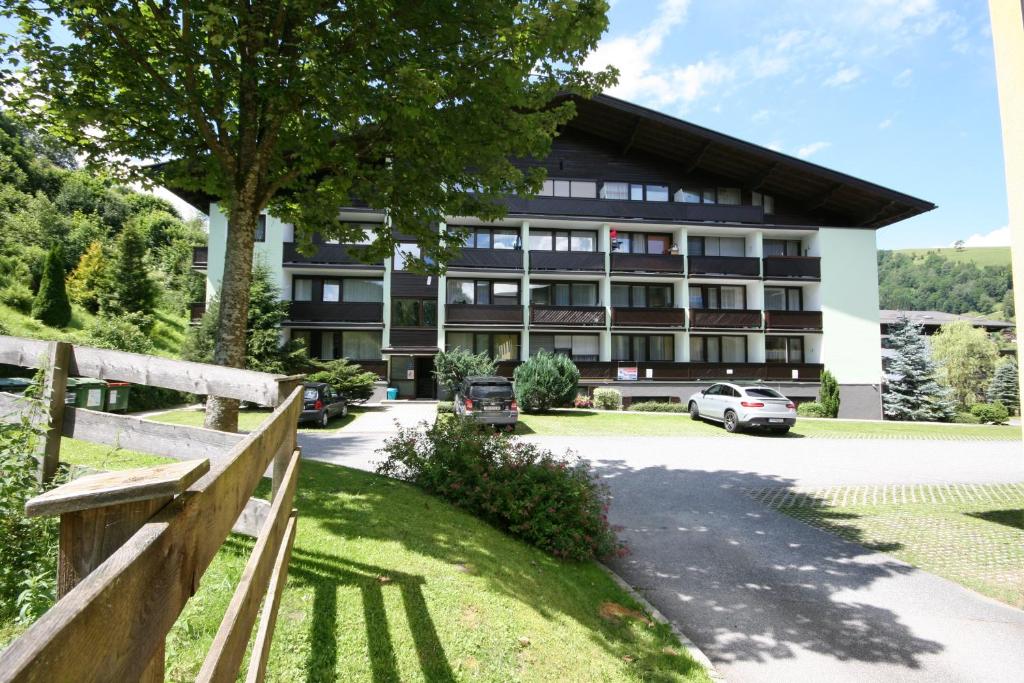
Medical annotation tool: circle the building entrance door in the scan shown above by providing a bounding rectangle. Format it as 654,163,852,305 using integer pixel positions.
414,356,436,399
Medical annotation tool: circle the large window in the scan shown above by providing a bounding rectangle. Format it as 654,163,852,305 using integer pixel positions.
752,192,776,214
688,236,746,257
598,182,668,202
612,232,673,255
447,332,520,361
391,299,437,327
446,279,520,305
291,329,382,361
529,334,599,361
611,334,675,361
766,336,805,363
530,281,599,306
292,277,383,303
393,242,435,271
611,283,673,308
690,335,747,363
689,285,746,310
457,226,520,250
764,287,803,311
539,179,597,199
763,239,802,256
528,229,598,252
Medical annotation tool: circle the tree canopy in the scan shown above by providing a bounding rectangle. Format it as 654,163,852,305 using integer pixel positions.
878,251,1012,318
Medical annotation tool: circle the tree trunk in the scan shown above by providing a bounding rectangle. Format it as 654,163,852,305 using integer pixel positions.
204,201,260,432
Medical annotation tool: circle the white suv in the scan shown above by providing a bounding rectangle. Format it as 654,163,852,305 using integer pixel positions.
687,383,797,434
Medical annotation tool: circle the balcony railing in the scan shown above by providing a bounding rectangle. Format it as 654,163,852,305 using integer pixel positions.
610,253,684,274
689,309,762,329
529,250,604,271
530,305,606,327
688,255,760,277
388,328,438,350
192,246,208,268
574,361,823,382
445,304,523,326
449,248,524,270
286,301,384,324
611,307,687,327
505,196,765,224
763,256,821,279
282,242,383,268
189,302,206,323
764,310,823,330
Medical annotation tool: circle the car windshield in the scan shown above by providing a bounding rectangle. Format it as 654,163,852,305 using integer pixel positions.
469,383,514,399
744,388,785,399
303,388,320,401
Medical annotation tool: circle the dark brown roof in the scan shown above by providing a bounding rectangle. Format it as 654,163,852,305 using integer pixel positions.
880,310,1014,331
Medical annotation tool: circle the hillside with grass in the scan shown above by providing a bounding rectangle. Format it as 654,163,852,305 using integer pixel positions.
893,246,1011,268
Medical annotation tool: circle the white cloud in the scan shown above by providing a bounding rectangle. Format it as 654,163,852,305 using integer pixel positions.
878,118,893,129
956,226,1011,248
796,141,831,159
893,68,913,87
823,65,862,87
751,109,772,123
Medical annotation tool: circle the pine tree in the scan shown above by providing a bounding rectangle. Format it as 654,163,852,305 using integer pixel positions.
107,222,155,318
883,316,956,422
31,244,72,327
819,369,840,418
988,358,1019,414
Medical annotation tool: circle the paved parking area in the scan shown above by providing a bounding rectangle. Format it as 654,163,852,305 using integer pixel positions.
299,401,437,469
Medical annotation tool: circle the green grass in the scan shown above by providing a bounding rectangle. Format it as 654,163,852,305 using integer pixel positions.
516,410,1022,440
148,407,360,432
45,440,709,682
761,483,1024,608
894,246,1011,268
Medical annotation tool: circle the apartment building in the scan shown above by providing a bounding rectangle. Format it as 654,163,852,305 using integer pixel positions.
187,95,934,419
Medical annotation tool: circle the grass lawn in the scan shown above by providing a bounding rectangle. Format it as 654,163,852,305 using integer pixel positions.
31,440,711,682
757,483,1024,608
516,410,1022,441
148,407,359,432
894,246,1011,268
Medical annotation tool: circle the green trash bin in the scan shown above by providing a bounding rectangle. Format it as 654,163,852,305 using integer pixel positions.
105,381,131,412
0,377,32,395
65,377,108,410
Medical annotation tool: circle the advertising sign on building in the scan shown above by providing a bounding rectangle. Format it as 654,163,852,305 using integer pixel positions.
617,366,638,381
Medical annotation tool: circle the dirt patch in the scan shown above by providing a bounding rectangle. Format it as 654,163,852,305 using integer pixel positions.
599,601,652,625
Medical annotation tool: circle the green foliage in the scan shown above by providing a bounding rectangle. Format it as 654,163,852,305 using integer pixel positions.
65,240,111,313
883,316,956,422
797,402,829,417
592,387,622,410
377,416,623,561
106,222,156,320
987,359,1019,413
573,396,593,409
952,411,982,424
436,401,454,414
513,351,579,413
930,321,999,408
126,385,191,413
1001,289,1015,318
878,250,1012,316
819,369,840,418
969,402,1009,425
306,358,378,403
626,401,686,413
0,282,33,314
31,245,71,327
432,348,497,395
84,312,154,354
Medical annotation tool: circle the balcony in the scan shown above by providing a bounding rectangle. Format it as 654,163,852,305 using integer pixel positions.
529,250,604,272
192,246,208,268
574,361,823,382
505,196,764,224
285,301,384,324
449,248,523,271
688,255,760,278
689,309,762,329
763,256,821,279
446,304,523,326
530,305,605,327
282,242,383,268
611,307,686,327
610,253,684,274
765,310,823,331
387,328,438,350
189,302,206,323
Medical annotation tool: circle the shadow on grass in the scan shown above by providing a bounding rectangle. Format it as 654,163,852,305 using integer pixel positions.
781,507,904,553
969,509,1024,531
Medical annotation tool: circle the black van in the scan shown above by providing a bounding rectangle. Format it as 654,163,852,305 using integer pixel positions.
453,376,518,431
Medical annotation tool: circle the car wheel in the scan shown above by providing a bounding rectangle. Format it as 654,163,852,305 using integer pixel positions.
319,411,329,428
688,401,701,420
723,410,740,433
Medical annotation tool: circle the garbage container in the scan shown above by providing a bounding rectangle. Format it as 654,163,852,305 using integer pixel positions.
0,377,31,395
105,381,131,412
386,387,398,400
65,377,108,410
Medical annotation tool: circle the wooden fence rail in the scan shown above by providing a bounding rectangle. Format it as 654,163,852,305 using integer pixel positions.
0,334,303,683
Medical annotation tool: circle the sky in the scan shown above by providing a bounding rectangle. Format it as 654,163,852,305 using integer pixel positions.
584,0,1009,250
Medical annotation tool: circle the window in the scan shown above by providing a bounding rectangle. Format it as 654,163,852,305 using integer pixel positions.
293,277,313,302
764,287,802,311
611,284,673,308
530,334,599,361
690,336,747,363
600,181,629,200
702,188,716,204
446,279,520,305
539,179,597,199
342,331,382,360
717,188,741,205
528,229,597,252
344,279,383,303
447,332,520,361
687,236,746,257
630,184,644,201
614,232,673,255
530,281,598,306
676,187,701,203
459,227,520,250
293,277,383,303
611,334,675,361
688,285,746,310
392,299,436,327
763,239,802,256
646,185,669,202
322,279,341,302
291,330,382,361
571,231,596,252
394,243,431,271
529,231,553,251
493,282,519,305
752,192,776,214
254,215,267,242
766,336,805,363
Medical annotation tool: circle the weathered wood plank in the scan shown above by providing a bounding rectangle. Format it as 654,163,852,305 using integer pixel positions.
26,460,209,518
245,512,298,683
197,448,301,682
0,386,303,683
232,497,271,538
38,341,71,483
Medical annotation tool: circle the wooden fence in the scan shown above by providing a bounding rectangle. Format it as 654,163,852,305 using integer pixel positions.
0,335,304,682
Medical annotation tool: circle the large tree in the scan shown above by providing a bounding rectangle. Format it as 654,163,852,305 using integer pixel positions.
882,316,955,422
930,320,999,408
3,1,614,430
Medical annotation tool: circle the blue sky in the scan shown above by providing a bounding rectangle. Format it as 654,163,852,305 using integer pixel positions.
585,0,1008,250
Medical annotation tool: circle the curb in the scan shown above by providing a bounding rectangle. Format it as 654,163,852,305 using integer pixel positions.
599,563,725,681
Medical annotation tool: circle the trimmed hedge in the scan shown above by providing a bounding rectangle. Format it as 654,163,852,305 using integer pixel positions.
627,401,686,413
437,400,454,414
969,402,1009,424
797,401,829,418
592,387,622,411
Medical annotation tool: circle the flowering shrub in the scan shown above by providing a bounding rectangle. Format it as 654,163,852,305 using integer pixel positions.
377,416,623,561
573,396,593,409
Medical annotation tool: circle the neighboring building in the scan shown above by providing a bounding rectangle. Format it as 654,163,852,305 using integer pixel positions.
880,310,1016,368
183,94,934,419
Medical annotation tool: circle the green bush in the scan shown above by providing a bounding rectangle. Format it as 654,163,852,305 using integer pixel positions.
969,402,1009,424
378,416,623,561
436,401,454,414
432,348,496,395
513,351,579,413
306,358,378,403
127,385,192,412
819,369,840,418
0,320,8,336
0,282,34,313
797,402,829,417
31,245,71,327
952,412,982,424
627,401,686,413
592,387,622,411
82,312,153,354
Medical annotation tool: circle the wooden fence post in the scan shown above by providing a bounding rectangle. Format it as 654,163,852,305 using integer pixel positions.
37,341,70,484
272,379,302,500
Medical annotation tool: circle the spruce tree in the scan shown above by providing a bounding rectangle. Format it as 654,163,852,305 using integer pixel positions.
987,358,1019,413
31,244,72,327
107,223,155,318
883,316,955,421
66,240,111,313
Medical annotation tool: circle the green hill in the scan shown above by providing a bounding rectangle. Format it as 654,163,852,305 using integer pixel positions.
894,246,1011,268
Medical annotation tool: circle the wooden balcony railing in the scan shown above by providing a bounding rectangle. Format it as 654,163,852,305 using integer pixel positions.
286,301,384,324
763,256,821,279
687,255,760,277
573,361,823,382
282,242,383,268
530,305,606,326
611,307,687,327
388,327,438,350
610,253,684,273
689,309,762,329
192,246,208,267
528,250,605,271
449,248,524,270
764,310,823,330
446,304,523,325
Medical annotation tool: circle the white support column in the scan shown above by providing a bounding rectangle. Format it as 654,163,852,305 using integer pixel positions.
520,221,531,361
436,222,448,351
382,245,393,350
676,331,689,362
600,223,612,362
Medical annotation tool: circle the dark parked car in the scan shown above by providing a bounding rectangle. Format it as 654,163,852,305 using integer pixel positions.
454,375,518,431
299,381,348,428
